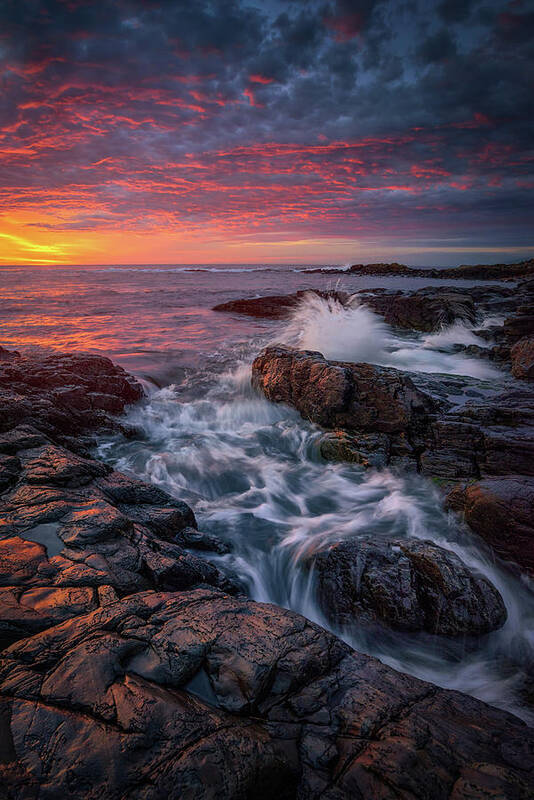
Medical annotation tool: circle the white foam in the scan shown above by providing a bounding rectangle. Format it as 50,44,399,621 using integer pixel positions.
276,292,503,379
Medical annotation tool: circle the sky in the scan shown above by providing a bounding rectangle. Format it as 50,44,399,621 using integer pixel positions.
0,0,533,266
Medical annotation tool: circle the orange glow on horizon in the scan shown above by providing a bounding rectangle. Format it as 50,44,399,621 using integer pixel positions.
0,210,531,268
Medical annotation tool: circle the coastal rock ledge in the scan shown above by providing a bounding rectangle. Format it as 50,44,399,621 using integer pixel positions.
0,346,533,799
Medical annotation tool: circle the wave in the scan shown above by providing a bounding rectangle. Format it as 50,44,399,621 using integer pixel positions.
94,265,275,274
296,263,351,273
422,321,490,350
275,292,503,379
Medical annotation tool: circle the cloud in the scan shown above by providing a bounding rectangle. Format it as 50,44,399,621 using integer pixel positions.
0,0,532,257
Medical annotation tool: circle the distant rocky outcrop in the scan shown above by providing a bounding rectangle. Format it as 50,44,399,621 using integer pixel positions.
213,289,349,319
305,257,534,280
213,284,508,333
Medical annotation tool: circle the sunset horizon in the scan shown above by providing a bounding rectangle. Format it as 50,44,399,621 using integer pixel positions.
2,0,533,267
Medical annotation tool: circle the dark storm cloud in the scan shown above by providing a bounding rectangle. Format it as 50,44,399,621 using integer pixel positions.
416,29,457,62
0,0,532,250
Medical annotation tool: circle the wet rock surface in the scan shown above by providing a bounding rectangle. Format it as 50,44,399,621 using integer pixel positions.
447,476,534,576
213,289,349,319
511,337,534,380
252,345,438,461
361,288,476,332
0,351,239,649
1,346,533,798
0,350,144,445
2,589,534,799
254,345,534,573
314,537,507,636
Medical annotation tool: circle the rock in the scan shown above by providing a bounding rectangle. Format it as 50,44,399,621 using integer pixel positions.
511,337,534,380
306,257,534,281
175,526,231,554
314,537,506,636
0,349,144,439
0,455,21,493
1,345,533,797
213,289,349,319
0,428,240,644
214,286,477,331
0,585,99,648
363,288,476,332
23,444,111,487
421,390,534,481
253,345,534,483
447,476,534,575
318,430,390,468
252,344,437,438
1,588,532,798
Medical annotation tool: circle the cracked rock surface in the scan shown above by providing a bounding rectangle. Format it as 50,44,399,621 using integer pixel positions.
2,589,534,799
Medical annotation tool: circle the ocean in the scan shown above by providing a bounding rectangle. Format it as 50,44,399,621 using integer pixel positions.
2,262,533,722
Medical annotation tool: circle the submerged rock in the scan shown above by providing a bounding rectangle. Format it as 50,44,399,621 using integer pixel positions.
1,588,532,799
314,537,507,636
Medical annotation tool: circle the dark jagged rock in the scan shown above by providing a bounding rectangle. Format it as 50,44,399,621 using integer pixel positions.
0,349,144,441
421,390,534,481
252,347,534,482
511,337,534,380
0,350,239,646
305,257,534,280
314,537,506,636
252,344,437,440
362,288,476,332
447,476,534,576
305,261,416,275
251,343,534,576
213,289,349,319
1,589,533,799
175,526,231,554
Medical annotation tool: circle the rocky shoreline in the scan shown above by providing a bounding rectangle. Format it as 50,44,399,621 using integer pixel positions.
302,256,534,280
1,274,534,796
